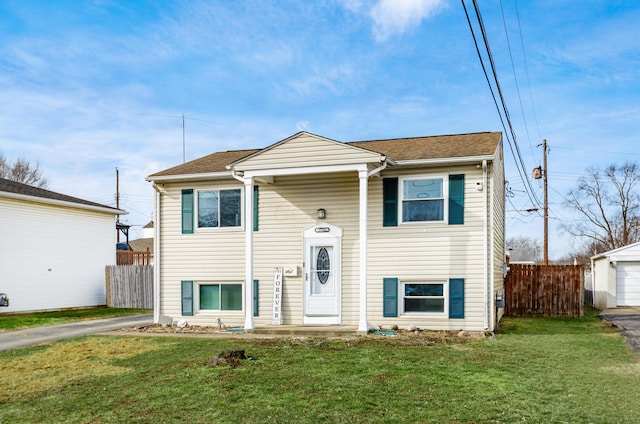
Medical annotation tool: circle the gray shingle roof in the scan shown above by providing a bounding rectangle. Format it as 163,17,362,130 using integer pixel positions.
148,131,501,178
0,178,123,212
349,132,501,161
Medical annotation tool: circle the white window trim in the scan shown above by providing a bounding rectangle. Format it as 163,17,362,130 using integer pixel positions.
398,175,449,224
195,187,245,231
400,280,448,316
195,281,245,313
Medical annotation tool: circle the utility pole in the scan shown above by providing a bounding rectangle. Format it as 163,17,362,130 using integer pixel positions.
543,139,548,265
540,140,549,265
533,140,549,265
116,167,120,243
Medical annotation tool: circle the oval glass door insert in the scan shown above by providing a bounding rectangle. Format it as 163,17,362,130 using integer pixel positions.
316,247,330,285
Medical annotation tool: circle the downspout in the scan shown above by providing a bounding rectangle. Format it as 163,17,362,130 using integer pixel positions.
231,171,244,183
482,160,489,329
151,182,162,324
367,158,387,178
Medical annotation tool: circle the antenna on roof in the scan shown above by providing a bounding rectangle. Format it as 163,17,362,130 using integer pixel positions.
182,113,186,163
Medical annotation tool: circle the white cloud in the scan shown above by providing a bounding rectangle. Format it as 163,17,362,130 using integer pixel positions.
284,64,356,99
370,0,446,41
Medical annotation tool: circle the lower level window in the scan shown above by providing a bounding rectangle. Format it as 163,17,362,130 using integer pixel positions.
403,282,445,313
200,283,242,311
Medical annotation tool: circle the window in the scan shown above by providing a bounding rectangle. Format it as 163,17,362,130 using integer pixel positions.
199,283,243,311
402,282,446,314
401,177,445,222
197,189,241,228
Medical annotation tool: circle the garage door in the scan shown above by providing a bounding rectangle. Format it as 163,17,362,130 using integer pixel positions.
617,262,640,306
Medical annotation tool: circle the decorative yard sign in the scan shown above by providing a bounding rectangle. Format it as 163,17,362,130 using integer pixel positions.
272,267,283,325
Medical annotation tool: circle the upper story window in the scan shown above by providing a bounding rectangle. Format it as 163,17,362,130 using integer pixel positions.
401,177,445,223
197,189,241,228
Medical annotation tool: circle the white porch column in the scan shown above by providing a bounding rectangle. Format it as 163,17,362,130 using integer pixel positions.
358,169,369,333
243,177,255,330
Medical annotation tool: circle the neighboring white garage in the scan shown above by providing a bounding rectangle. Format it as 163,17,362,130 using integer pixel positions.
592,242,640,309
0,178,126,313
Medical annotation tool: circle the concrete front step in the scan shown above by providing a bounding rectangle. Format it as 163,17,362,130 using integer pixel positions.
246,325,359,337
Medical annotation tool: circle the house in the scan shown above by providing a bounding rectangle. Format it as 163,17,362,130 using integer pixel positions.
591,242,640,309
146,131,505,332
0,178,126,313
127,221,154,265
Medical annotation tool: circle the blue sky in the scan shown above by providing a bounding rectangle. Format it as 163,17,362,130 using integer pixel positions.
1,0,638,259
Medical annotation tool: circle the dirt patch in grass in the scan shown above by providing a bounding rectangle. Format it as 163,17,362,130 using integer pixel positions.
0,338,163,401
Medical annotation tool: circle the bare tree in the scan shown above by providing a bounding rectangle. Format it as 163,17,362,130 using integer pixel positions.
563,162,640,251
554,240,607,265
0,154,49,188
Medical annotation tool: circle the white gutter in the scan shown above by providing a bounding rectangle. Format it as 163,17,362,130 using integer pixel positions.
146,171,232,183
482,159,489,329
242,163,369,178
151,182,162,324
0,191,127,216
394,155,495,167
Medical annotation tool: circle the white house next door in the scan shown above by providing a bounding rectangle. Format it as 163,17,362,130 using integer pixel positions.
303,223,342,324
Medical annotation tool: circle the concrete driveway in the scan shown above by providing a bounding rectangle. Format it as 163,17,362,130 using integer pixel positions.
599,307,640,353
0,314,153,352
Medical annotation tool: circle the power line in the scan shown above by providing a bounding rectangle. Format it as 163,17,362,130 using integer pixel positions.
461,0,542,209
513,0,542,141
499,0,535,162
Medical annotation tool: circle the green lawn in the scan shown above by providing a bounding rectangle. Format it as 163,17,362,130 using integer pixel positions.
1,309,638,423
0,307,150,331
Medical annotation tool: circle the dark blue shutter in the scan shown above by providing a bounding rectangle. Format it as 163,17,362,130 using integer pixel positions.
448,174,465,225
181,280,194,316
449,278,465,318
253,279,259,317
383,278,398,317
383,178,398,227
181,189,194,234
253,185,259,231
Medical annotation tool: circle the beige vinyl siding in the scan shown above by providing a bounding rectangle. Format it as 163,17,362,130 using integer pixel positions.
158,180,247,326
254,172,361,324
158,160,501,331
491,142,506,325
368,165,490,330
234,133,381,171
159,172,363,326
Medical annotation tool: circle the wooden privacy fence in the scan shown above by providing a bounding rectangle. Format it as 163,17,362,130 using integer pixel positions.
116,248,152,265
504,264,584,317
105,265,153,309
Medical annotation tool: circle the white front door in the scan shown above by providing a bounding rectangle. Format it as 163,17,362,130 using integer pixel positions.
303,223,342,324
